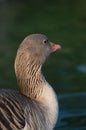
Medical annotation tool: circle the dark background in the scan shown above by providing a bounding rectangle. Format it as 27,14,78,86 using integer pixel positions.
0,0,86,129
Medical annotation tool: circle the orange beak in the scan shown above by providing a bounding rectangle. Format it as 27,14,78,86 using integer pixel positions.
51,43,61,52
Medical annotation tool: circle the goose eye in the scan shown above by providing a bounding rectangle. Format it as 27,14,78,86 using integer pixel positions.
43,39,48,44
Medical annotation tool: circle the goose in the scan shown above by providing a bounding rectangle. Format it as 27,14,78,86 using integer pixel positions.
0,34,61,130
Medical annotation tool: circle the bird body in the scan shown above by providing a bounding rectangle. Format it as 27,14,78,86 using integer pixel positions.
0,34,61,130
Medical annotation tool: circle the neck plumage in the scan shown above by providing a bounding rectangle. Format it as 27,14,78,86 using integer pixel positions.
15,50,58,128
15,53,46,99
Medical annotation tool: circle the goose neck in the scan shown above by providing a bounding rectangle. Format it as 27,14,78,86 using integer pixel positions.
16,58,45,99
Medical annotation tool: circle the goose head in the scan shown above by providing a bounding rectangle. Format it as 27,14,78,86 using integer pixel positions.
15,34,61,85
15,34,61,65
